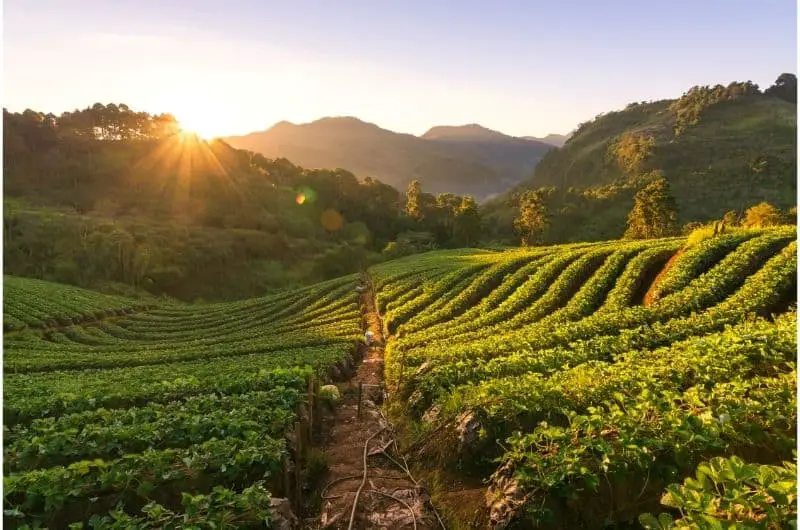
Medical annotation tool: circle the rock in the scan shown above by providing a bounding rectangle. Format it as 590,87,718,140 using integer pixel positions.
327,364,342,380
269,497,298,529
486,461,527,529
319,502,343,528
456,411,481,450
319,384,341,404
421,404,441,424
366,487,431,528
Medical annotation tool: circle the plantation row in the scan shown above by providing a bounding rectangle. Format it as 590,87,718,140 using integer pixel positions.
371,227,797,528
3,274,366,528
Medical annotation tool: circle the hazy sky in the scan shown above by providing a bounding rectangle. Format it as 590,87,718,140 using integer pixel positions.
4,0,797,138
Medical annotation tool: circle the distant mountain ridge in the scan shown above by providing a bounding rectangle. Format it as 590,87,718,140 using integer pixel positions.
224,118,556,200
522,133,570,147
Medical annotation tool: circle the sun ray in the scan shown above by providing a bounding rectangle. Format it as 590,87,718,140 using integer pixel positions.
127,131,242,223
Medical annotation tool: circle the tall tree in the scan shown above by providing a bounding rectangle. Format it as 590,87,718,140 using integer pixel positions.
514,190,549,246
405,180,423,220
623,177,679,239
453,196,481,247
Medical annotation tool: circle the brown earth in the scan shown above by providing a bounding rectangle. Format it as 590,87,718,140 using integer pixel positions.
309,274,443,529
642,250,684,306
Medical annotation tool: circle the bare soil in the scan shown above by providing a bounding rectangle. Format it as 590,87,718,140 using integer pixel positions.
309,275,442,529
642,250,683,306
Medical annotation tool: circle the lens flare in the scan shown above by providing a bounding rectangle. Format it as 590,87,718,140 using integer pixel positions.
320,209,344,231
296,194,306,205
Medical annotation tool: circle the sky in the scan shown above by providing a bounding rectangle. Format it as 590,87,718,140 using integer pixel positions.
3,0,798,139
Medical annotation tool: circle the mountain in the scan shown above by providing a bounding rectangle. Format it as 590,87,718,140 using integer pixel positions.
224,119,553,200
522,133,570,147
483,80,797,243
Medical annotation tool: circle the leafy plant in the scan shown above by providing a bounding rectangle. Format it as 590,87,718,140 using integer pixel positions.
639,456,797,529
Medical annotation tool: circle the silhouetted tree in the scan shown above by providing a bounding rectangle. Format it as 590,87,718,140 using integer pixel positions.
765,73,797,104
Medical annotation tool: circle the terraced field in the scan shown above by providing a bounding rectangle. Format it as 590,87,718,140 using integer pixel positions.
3,226,796,529
375,227,797,528
3,275,364,528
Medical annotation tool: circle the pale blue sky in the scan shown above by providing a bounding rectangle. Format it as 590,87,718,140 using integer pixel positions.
3,0,797,138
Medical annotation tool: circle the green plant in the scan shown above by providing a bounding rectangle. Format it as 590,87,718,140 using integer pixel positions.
639,456,797,529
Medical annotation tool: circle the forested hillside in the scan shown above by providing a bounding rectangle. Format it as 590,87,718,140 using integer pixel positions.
3,105,483,300
484,74,798,243
224,118,553,199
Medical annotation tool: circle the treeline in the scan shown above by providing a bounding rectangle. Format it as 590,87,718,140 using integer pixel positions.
3,104,486,300
507,175,796,248
671,74,796,135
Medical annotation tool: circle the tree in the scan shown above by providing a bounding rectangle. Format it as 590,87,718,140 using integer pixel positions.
405,180,423,220
611,132,656,175
742,202,785,228
721,210,739,227
453,196,481,247
514,190,549,246
765,73,797,104
787,206,797,225
433,192,462,235
623,177,679,239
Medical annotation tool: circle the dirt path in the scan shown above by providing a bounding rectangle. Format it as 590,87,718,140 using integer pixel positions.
642,250,683,306
312,274,442,529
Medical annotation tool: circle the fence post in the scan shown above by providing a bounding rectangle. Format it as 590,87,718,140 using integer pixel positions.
294,422,303,505
307,375,315,440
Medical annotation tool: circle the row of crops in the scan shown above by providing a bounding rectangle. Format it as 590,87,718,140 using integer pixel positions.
372,227,797,528
3,274,365,528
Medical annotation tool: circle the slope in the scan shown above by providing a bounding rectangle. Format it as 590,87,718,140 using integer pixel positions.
372,226,797,528
3,106,412,301
3,273,367,528
224,118,553,200
483,88,797,243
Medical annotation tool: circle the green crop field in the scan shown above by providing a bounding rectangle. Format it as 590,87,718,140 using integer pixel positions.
3,274,364,528
374,226,797,528
3,226,796,529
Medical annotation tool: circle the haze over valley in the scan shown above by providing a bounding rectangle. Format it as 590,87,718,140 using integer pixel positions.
224,118,559,199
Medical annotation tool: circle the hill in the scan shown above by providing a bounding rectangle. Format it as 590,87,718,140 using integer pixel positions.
483,78,797,243
3,105,492,301
224,118,553,200
522,132,570,147
5,226,796,528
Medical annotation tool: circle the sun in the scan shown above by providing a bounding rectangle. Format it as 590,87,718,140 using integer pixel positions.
175,114,223,141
